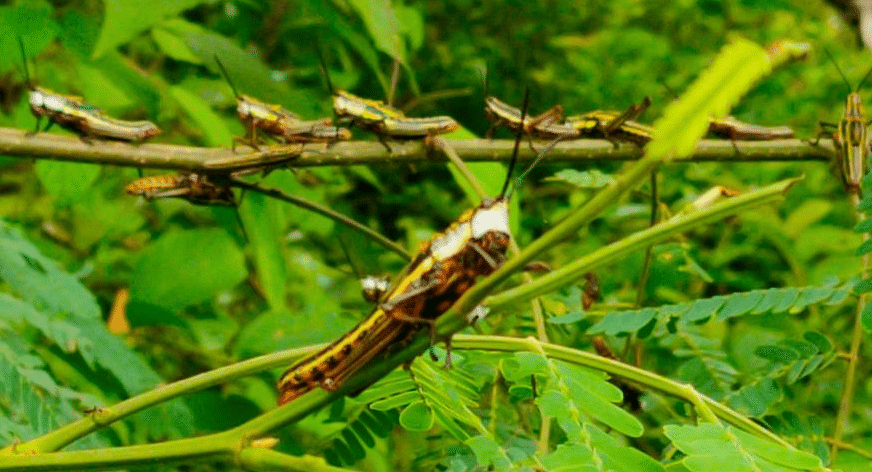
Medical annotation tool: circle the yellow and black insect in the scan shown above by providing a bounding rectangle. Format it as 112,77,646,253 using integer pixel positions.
813,50,872,195
20,38,160,143
214,55,350,150
320,51,458,150
564,97,653,147
276,90,540,405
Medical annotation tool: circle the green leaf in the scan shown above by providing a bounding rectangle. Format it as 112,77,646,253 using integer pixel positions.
683,297,724,323
0,4,58,73
717,291,763,320
129,228,247,309
856,236,872,256
588,307,655,336
92,0,205,59
540,443,598,472
168,85,232,147
728,378,781,417
34,161,101,204
151,27,201,64
399,401,434,431
802,331,833,353
238,190,289,312
465,435,512,472
862,302,872,331
587,423,666,472
346,0,407,64
648,38,769,158
855,278,872,294
0,219,100,320
754,345,800,363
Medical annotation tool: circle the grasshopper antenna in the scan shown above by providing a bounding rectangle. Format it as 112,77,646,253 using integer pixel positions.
823,48,854,95
316,42,335,96
857,65,872,92
498,87,529,199
214,55,240,99
18,36,33,90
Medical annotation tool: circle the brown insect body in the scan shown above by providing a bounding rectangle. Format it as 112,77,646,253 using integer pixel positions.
125,173,235,206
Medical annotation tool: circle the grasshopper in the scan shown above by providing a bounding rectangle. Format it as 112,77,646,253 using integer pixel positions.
125,173,236,206
564,96,653,147
707,116,794,140
319,52,458,151
20,38,160,143
814,50,872,195
214,56,350,150
276,91,541,405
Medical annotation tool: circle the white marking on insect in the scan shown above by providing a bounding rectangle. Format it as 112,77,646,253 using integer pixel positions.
471,200,510,238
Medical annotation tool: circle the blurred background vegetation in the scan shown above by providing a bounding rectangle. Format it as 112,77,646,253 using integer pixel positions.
1,0,871,471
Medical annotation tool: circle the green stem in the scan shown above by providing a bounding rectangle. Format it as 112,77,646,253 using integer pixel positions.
831,194,868,460
450,334,791,447
486,177,800,309
12,345,322,454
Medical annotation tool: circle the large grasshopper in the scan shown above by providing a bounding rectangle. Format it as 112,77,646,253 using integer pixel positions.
20,38,160,143
276,91,540,405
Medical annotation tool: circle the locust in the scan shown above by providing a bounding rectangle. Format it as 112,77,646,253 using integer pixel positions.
20,38,160,143
707,116,794,140
213,55,350,150
813,50,872,195
564,96,653,147
319,52,458,150
276,90,541,405
125,173,236,206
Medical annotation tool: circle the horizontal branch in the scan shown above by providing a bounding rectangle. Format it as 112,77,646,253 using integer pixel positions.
0,127,835,173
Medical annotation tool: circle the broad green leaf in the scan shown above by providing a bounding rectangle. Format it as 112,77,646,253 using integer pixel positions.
395,4,425,51
0,4,58,73
91,0,205,59
399,401,434,431
346,0,407,64
0,219,100,320
233,309,351,358
34,161,101,205
647,38,806,158
129,228,246,309
168,85,232,147
151,27,201,64
239,191,289,312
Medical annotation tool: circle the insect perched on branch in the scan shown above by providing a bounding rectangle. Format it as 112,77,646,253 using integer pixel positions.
319,50,459,151
276,89,544,405
813,50,872,195
19,38,160,144
125,172,236,206
564,97,653,147
214,56,350,150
